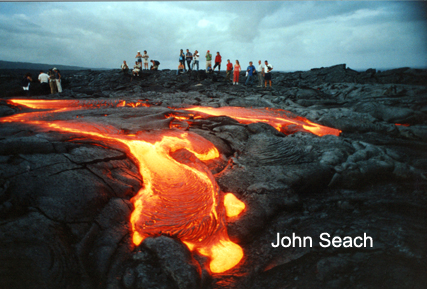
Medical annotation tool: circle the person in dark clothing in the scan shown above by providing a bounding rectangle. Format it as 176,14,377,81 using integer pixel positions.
186,49,193,71
21,73,32,96
179,49,186,71
53,68,62,93
48,69,57,94
245,61,256,86
150,60,160,70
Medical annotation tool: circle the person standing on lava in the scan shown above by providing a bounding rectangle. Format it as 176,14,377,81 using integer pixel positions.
257,60,264,87
263,60,273,89
192,50,200,71
213,51,222,73
53,68,62,93
179,49,186,71
245,61,256,86
233,60,241,85
225,59,233,83
186,49,193,72
48,69,57,94
38,70,50,94
205,50,212,72
142,50,149,70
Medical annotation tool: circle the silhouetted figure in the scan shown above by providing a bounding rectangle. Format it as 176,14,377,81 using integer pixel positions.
21,73,32,96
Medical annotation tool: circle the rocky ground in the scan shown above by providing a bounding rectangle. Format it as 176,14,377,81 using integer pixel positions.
1,64,427,289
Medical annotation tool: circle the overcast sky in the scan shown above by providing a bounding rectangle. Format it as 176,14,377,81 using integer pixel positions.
0,1,426,71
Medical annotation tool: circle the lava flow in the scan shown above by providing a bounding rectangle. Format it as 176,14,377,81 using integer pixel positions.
181,106,341,136
1,99,340,273
1,99,246,273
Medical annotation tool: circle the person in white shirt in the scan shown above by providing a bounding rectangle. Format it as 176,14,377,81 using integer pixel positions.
142,50,149,70
38,70,50,94
133,61,141,76
121,61,129,74
263,60,273,88
257,60,264,87
192,50,200,71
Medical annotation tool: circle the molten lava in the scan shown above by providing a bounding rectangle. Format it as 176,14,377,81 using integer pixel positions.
1,99,341,273
224,193,246,218
395,123,410,127
181,106,341,137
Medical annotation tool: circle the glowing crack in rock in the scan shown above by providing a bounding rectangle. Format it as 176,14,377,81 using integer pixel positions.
1,99,340,273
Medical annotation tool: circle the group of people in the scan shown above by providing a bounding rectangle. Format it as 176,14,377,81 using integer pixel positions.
120,49,274,87
178,49,203,73
121,51,160,76
21,68,62,96
224,59,273,88
43,68,62,94
247,60,273,88
178,49,222,73
177,49,274,88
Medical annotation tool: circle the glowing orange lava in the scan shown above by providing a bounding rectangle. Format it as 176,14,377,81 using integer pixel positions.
1,99,244,273
1,99,341,273
224,193,246,218
182,106,341,137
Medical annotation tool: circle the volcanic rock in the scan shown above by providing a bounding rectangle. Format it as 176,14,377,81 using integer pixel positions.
0,64,426,289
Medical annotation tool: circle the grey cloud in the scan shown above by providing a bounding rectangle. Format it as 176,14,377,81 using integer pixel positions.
0,14,42,35
264,1,426,30
222,2,282,43
182,1,284,16
0,1,425,71
228,16,260,43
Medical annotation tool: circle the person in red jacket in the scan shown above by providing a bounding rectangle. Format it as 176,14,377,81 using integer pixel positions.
213,52,222,73
225,59,233,83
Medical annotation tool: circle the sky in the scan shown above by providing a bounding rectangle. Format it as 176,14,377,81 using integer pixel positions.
0,1,426,71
